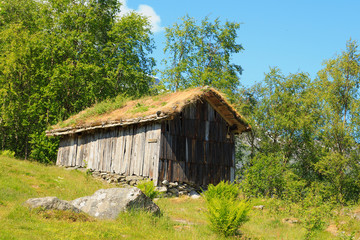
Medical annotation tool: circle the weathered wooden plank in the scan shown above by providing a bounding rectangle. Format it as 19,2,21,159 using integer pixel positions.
167,159,173,182
75,134,83,166
81,133,89,168
123,126,134,175
68,136,77,166
179,160,186,183
191,139,196,163
56,137,66,165
191,163,197,184
101,130,108,171
62,137,71,166
111,128,120,173
189,104,196,119
143,124,156,177
133,125,146,176
185,162,191,183
98,130,106,171
162,159,168,181
208,102,215,121
165,132,172,161
107,129,116,172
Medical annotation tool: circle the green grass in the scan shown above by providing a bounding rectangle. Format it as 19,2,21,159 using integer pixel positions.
57,94,129,128
1,156,360,239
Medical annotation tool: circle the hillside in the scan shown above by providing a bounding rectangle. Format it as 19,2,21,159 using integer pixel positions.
0,156,358,239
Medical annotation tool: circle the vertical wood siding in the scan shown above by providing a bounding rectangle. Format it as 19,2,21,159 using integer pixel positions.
56,123,161,185
158,100,235,186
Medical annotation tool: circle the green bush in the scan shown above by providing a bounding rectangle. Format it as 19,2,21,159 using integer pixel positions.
207,197,250,236
241,152,285,197
203,180,239,201
137,180,159,200
29,131,59,164
0,150,15,158
203,181,250,236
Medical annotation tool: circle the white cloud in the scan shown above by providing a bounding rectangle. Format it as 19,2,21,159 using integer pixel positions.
119,0,163,33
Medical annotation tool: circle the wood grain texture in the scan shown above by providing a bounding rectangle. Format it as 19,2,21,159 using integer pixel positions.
158,100,235,186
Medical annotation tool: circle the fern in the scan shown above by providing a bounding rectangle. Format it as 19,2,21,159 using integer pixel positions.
137,180,158,200
203,181,250,236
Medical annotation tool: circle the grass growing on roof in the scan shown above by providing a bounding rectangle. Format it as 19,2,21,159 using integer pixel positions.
57,94,129,128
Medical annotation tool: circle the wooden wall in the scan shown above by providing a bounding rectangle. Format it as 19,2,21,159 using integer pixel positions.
158,100,235,186
56,123,161,184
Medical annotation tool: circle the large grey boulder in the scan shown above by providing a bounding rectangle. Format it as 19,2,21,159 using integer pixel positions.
24,196,81,213
71,187,160,219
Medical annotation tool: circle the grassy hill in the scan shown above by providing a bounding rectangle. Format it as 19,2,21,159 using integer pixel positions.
0,156,358,239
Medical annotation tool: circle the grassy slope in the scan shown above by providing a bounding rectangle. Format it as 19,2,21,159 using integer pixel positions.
0,156,358,239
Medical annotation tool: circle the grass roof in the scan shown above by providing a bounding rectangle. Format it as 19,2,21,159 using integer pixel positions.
47,87,250,136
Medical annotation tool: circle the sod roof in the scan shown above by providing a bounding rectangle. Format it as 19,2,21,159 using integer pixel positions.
46,87,251,136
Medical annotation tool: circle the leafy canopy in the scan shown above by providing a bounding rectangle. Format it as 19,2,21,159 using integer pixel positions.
161,15,243,98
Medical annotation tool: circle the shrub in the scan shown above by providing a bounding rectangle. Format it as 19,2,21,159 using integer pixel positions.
137,180,159,200
0,150,15,158
241,152,285,197
207,197,250,236
203,180,239,201
29,131,59,164
203,181,250,236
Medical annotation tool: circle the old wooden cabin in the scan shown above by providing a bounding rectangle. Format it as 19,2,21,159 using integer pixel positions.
46,87,251,186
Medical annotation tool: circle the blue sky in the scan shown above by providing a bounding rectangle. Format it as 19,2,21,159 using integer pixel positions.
121,0,360,87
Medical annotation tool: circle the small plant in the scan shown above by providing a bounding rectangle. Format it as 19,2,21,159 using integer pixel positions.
203,181,250,236
299,185,334,239
0,150,15,158
137,180,159,200
203,181,239,201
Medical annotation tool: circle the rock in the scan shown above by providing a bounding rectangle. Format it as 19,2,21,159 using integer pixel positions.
125,175,143,182
129,180,137,186
156,186,167,193
169,188,179,197
179,191,187,196
71,187,160,219
253,205,265,210
169,182,178,188
24,197,81,213
189,190,200,199
282,218,300,224
161,180,169,186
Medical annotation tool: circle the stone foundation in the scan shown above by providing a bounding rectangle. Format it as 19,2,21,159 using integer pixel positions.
67,166,204,197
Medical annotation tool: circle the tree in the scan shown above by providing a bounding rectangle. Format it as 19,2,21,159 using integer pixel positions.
0,0,156,160
237,68,322,196
314,39,360,203
238,40,360,203
161,15,243,97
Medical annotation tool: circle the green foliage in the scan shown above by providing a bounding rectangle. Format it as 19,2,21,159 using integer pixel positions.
241,153,286,197
29,131,59,164
206,197,250,236
0,0,155,160
137,180,159,200
203,181,250,236
161,15,243,97
237,41,360,205
299,185,335,239
57,94,129,128
203,181,239,201
0,150,15,158
128,102,154,114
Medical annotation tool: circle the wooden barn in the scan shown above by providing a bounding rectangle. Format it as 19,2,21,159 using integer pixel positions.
46,87,251,186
